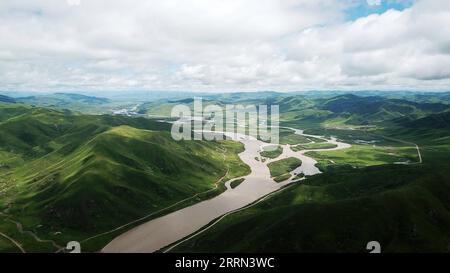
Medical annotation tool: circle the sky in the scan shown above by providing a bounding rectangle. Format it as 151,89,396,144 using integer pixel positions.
0,0,449,93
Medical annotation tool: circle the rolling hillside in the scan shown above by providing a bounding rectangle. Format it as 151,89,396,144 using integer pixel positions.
164,94,450,253
1,92,449,253
137,93,450,130
0,105,249,252
280,94,450,127
172,164,450,253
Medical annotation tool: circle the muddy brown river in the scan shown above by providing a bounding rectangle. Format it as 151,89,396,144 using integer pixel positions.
102,128,351,252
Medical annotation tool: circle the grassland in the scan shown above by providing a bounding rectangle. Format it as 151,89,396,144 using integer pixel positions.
279,128,311,145
273,173,292,183
307,144,419,172
260,145,283,159
291,143,338,151
267,157,302,179
0,104,250,252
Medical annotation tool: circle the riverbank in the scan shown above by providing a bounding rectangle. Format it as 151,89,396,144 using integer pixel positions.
102,128,351,252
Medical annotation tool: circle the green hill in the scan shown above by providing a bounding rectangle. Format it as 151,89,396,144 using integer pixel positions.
0,105,249,252
264,94,450,130
397,111,450,130
322,95,447,114
318,95,448,124
171,164,450,253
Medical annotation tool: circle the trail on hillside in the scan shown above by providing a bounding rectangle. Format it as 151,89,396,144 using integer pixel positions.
0,230,25,253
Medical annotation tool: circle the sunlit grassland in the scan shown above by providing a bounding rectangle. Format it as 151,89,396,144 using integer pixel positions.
291,143,338,151
279,128,312,145
267,157,302,180
260,145,283,159
307,144,419,171
273,173,292,182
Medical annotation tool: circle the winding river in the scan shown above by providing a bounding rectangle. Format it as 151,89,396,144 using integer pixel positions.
102,128,351,253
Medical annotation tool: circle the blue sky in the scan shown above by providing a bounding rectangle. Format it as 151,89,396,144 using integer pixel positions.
346,0,415,21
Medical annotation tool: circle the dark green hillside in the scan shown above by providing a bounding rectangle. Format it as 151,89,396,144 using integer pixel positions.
172,164,450,253
0,104,33,122
271,94,450,130
322,95,447,114
397,111,450,130
0,105,249,252
319,95,448,124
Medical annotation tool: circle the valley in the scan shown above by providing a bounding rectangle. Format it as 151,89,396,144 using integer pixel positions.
102,127,351,252
0,91,449,253
0,103,249,252
2,0,450,259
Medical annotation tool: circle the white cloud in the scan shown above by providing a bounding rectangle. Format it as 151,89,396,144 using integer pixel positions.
0,0,449,92
367,0,382,6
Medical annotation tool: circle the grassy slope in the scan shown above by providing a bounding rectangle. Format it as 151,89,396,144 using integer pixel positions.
172,164,450,252
170,95,450,253
279,94,449,133
0,104,250,252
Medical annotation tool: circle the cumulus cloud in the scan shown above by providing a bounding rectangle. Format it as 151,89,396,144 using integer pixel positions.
0,0,449,92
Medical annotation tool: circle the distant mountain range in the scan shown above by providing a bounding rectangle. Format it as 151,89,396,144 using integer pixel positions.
16,93,110,108
0,95,15,103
